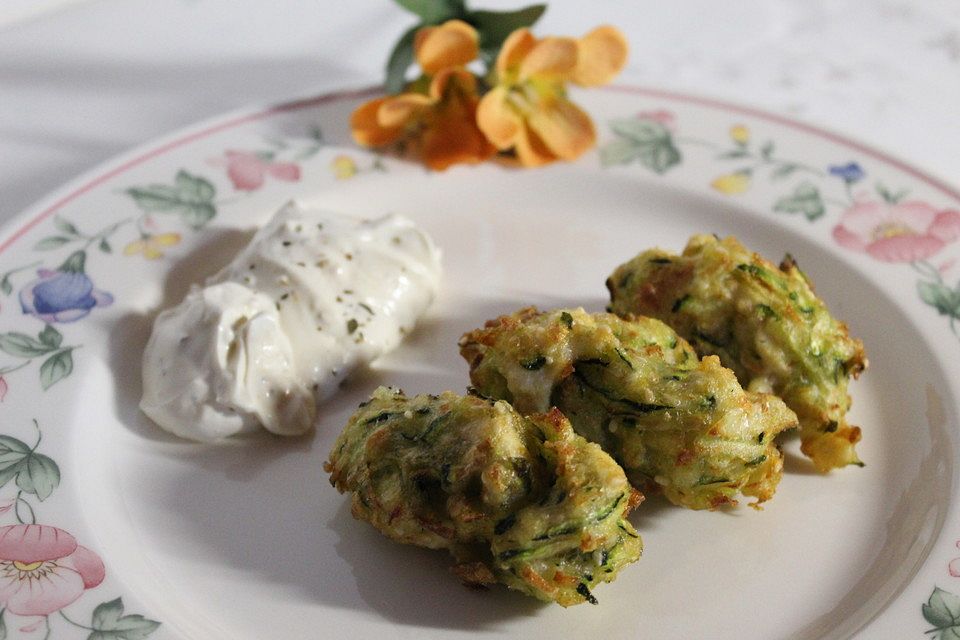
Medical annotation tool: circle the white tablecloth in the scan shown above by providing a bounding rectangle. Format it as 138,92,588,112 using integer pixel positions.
2,0,958,221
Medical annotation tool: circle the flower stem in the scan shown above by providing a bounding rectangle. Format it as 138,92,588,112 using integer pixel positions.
0,261,42,283
675,136,717,148
31,418,42,451
83,217,133,250
844,180,856,205
14,491,36,526
43,614,51,640
0,359,31,376
59,609,96,631
911,259,943,282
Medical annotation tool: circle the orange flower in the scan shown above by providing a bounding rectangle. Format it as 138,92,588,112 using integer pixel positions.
476,26,628,166
123,233,180,259
350,20,494,170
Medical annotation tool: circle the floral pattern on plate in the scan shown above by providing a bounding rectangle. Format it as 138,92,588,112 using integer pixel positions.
0,421,158,638
601,113,960,343
0,86,955,637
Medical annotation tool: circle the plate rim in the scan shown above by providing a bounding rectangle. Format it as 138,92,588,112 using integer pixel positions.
0,82,958,639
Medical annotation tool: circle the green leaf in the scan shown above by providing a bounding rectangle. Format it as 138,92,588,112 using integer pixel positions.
15,453,60,501
0,436,32,455
0,461,25,492
58,250,87,274
174,170,215,202
178,203,216,230
770,163,799,180
606,119,682,174
53,216,80,236
918,281,960,317
125,185,183,212
471,5,546,63
127,171,217,230
924,587,960,632
0,333,53,358
33,236,73,250
92,599,125,629
599,138,644,167
385,25,419,94
0,437,30,489
610,118,669,143
773,181,825,221
39,349,73,390
89,599,161,640
395,0,463,22
717,149,750,160
100,238,112,254
637,140,681,174
760,140,775,160
0,276,11,296
38,325,62,349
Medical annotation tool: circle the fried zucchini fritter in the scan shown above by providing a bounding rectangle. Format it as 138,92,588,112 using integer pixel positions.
326,387,642,606
606,234,867,472
459,308,798,510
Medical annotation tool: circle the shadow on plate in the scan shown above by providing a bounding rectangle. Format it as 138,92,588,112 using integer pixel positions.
114,292,563,629
106,226,258,443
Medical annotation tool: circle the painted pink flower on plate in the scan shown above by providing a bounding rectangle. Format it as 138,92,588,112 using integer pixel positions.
223,150,301,191
0,525,105,616
833,199,960,262
636,109,676,131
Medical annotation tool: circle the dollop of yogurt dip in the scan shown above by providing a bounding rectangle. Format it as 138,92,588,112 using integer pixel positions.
140,201,442,441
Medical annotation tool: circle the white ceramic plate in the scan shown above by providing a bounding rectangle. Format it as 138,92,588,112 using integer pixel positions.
0,86,957,640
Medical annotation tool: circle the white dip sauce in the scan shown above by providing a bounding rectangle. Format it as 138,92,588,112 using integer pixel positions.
140,201,442,441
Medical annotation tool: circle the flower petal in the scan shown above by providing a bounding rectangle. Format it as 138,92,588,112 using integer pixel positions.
519,37,578,80
711,173,751,194
866,234,945,262
153,233,181,248
0,526,76,563
0,564,85,616
226,153,265,191
476,86,522,150
142,244,164,260
929,209,960,242
51,309,90,323
572,25,628,87
331,155,358,179
350,98,404,148
428,68,477,102
91,289,113,308
832,224,868,252
496,28,537,79
525,98,596,160
123,240,145,256
60,545,105,589
421,76,493,170
266,162,301,182
730,125,750,145
414,20,478,75
513,124,559,167
377,94,432,130
834,201,889,238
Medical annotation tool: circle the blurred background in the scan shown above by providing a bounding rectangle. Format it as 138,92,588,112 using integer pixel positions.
1,0,958,218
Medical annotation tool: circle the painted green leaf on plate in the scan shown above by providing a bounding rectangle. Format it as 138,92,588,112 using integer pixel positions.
773,181,825,221
89,598,161,640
